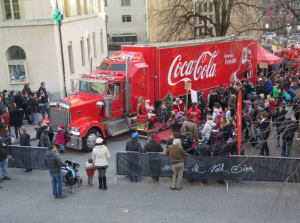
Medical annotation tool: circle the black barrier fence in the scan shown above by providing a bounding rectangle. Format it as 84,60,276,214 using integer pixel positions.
7,145,48,170
116,152,300,182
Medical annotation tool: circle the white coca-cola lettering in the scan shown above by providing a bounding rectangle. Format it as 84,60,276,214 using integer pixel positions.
168,51,219,86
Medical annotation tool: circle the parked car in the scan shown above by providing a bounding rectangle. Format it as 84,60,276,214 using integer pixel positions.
263,32,277,40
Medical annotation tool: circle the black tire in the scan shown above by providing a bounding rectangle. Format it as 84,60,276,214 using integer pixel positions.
82,128,99,152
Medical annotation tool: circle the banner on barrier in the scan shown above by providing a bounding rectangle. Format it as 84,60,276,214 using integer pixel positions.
116,152,300,182
7,146,48,170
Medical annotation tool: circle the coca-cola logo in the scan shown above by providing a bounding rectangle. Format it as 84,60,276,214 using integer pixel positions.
168,51,219,86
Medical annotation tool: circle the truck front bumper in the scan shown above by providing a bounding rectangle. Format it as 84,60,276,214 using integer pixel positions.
54,132,82,150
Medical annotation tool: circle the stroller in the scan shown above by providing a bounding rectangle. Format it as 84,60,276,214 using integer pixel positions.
61,160,83,194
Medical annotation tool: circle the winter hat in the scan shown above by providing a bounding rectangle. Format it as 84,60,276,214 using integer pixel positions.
198,136,204,143
274,83,279,87
132,132,139,138
227,138,233,143
291,83,295,86
218,110,223,114
58,125,64,130
175,98,180,100
96,138,103,144
162,104,166,108
258,78,263,82
178,112,183,117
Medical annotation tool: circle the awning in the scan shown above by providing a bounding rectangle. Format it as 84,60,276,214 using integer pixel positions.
257,45,283,65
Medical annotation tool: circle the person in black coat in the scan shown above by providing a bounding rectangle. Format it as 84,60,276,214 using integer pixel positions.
208,90,219,115
8,103,22,139
257,112,271,156
22,83,32,96
14,92,24,121
20,127,32,172
194,136,211,187
23,91,32,124
0,97,5,116
143,133,164,183
273,105,287,147
37,88,49,119
37,82,49,117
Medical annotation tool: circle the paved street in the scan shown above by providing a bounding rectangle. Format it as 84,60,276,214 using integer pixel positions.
2,121,300,223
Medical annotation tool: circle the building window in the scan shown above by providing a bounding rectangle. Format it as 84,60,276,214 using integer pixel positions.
209,3,213,12
93,33,97,58
68,42,74,74
104,0,107,7
100,30,104,53
87,35,91,61
203,3,207,12
80,38,86,66
77,0,82,15
64,0,70,17
122,15,131,23
121,0,131,6
3,0,20,20
7,46,28,83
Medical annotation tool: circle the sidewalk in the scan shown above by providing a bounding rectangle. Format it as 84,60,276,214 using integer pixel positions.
12,113,44,145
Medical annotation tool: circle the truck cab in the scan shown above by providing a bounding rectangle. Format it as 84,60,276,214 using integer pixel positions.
48,51,150,152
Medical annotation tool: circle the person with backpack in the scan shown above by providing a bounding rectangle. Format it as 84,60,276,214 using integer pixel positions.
225,103,235,121
201,115,216,141
180,126,194,151
181,115,198,141
279,113,298,157
194,136,210,187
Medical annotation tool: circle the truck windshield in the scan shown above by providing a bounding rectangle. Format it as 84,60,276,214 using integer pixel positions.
79,81,106,94
109,64,126,71
99,62,109,71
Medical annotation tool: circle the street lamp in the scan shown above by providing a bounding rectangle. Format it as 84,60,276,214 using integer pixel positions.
265,23,269,29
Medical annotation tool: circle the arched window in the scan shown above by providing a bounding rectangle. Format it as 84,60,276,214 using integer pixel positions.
7,46,28,84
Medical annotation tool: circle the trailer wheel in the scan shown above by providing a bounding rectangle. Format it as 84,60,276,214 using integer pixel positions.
82,128,98,152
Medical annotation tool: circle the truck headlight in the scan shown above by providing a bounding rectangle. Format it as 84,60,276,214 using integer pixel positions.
71,127,79,132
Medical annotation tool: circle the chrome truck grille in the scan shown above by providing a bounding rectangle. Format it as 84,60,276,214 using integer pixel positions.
48,107,70,131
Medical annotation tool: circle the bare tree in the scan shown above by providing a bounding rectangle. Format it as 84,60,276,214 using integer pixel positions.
148,0,266,42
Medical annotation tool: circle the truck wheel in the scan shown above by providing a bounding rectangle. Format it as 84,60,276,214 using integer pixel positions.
82,128,98,152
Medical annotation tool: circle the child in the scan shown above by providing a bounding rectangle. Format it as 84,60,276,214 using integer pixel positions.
3,109,10,133
19,127,32,172
161,104,168,128
85,158,96,186
215,111,223,129
56,125,66,154
154,129,161,144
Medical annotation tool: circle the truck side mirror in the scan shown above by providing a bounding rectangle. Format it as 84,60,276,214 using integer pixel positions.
96,101,104,115
113,85,119,99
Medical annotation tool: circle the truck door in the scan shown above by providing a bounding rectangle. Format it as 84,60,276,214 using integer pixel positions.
108,83,123,117
139,67,149,98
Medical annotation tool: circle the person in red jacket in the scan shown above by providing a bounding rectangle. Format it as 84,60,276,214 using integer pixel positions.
154,129,162,144
172,98,185,114
187,103,201,125
55,125,67,154
85,158,96,186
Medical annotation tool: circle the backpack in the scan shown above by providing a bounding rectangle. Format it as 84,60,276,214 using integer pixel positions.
181,134,193,148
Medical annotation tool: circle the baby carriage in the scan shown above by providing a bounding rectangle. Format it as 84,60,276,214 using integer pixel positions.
61,160,83,194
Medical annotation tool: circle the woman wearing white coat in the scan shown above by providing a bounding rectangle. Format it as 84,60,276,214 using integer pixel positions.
92,138,110,190
201,116,217,140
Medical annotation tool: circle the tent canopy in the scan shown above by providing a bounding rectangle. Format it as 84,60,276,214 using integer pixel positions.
258,45,283,65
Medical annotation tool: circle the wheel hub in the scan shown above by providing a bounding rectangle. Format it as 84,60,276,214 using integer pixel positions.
87,133,97,148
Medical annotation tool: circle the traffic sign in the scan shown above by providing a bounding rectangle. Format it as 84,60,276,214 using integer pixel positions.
53,9,63,25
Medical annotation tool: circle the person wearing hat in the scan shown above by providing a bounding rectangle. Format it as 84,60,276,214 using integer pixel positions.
272,83,281,99
187,102,201,126
125,133,142,182
92,137,110,190
172,98,184,114
44,144,67,199
55,125,66,154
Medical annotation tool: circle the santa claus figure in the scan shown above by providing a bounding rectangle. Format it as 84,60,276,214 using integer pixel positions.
141,99,156,129
172,98,185,114
231,48,253,81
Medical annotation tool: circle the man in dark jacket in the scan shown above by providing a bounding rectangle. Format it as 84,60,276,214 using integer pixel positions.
279,113,298,157
125,133,142,182
273,105,287,147
20,127,32,172
194,136,210,187
208,90,219,114
0,139,11,187
258,112,271,156
197,91,207,123
37,82,49,117
143,133,163,183
0,97,5,116
217,85,226,96
44,144,67,199
30,93,39,126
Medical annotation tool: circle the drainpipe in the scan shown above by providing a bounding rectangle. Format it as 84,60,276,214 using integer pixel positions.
124,56,131,113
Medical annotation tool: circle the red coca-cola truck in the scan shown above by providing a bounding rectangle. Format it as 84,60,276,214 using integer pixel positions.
48,37,257,152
